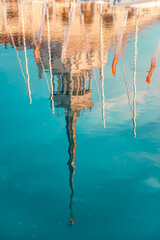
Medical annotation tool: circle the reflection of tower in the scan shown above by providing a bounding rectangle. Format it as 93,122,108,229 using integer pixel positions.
53,71,93,226
66,110,77,226
31,3,94,224
35,33,93,224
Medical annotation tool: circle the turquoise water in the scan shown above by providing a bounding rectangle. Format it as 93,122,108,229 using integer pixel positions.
0,2,160,239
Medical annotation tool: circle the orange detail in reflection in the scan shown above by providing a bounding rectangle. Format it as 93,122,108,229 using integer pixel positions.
112,55,119,77
34,43,41,62
146,60,156,84
69,216,75,225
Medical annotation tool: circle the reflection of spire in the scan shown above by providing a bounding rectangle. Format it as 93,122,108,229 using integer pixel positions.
133,9,138,138
53,71,93,226
66,110,77,226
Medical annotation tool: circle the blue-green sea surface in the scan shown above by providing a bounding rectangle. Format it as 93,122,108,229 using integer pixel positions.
0,2,160,240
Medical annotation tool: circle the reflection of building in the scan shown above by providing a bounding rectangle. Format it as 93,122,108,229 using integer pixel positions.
1,0,160,87
1,0,160,68
32,10,93,224
53,70,93,226
1,0,160,223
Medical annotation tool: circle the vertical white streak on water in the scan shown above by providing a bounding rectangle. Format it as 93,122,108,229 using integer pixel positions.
133,9,138,138
0,0,27,86
100,4,106,128
19,0,32,104
47,2,55,113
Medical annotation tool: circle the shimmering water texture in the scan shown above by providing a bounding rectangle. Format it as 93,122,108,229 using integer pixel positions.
0,0,160,239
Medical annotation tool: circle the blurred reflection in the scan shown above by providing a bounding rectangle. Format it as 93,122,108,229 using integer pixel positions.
1,0,160,226
53,71,93,225
1,0,160,78
66,111,76,226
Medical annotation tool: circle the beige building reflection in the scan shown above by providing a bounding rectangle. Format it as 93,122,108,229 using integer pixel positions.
1,0,160,70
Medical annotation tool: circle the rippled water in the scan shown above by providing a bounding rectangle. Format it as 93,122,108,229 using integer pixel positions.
0,0,160,239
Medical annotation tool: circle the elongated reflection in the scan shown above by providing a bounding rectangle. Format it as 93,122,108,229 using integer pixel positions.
53,71,93,225
66,110,77,226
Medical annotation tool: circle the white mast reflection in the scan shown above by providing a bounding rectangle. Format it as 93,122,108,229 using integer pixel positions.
46,2,55,113
133,9,138,138
100,3,106,128
19,0,32,104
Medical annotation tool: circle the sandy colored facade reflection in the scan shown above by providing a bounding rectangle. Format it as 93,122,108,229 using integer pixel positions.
1,0,160,73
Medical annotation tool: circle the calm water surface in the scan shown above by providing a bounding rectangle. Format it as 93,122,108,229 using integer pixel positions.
0,1,160,239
